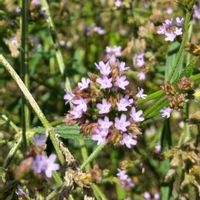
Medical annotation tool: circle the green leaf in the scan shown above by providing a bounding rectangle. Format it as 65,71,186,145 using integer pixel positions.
33,125,91,141
180,59,196,78
160,120,172,200
165,42,180,81
144,98,167,119
54,125,91,141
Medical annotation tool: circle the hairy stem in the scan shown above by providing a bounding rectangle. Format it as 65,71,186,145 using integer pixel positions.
0,55,66,164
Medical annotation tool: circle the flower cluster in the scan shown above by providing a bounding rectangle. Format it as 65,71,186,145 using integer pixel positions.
117,169,134,189
31,134,60,178
65,55,145,148
157,17,184,42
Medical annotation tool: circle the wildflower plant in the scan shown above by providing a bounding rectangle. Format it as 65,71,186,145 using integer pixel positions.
1,0,200,199
65,55,144,148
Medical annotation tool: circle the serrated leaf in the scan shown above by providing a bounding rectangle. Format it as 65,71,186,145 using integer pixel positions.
54,126,91,141
33,125,91,141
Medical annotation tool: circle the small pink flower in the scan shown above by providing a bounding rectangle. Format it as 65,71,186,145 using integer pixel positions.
95,61,111,76
115,114,130,132
134,52,145,68
117,95,133,111
136,88,147,99
117,169,134,189
117,169,128,181
73,98,88,112
137,72,146,80
118,61,129,71
70,107,83,119
115,76,129,90
78,78,91,90
106,46,122,58
98,116,113,129
130,107,144,122
93,26,106,35
45,154,60,178
160,107,172,118
114,0,122,8
120,133,137,148
96,76,112,89
92,129,108,145
144,192,151,200
64,90,74,104
97,99,111,114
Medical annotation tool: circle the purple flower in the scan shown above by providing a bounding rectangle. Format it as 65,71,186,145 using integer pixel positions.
70,107,83,119
137,72,146,80
45,154,60,178
32,154,47,174
73,98,88,112
115,114,130,132
33,134,46,147
114,0,122,8
117,95,133,111
115,76,129,90
31,0,40,6
157,18,184,42
106,46,122,58
134,52,145,68
96,76,112,89
193,4,200,20
32,153,59,178
93,26,106,35
78,78,91,90
120,133,137,148
166,7,173,14
117,169,128,181
92,129,108,145
118,61,129,72
117,169,134,189
160,107,172,118
64,90,74,104
136,88,147,99
98,116,113,129
97,99,111,114
16,186,29,197
144,192,151,199
154,193,160,200
130,107,144,122
95,61,111,76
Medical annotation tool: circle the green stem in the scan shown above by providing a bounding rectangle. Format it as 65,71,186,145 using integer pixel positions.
91,184,108,200
79,140,108,200
0,55,66,164
20,0,29,152
40,0,72,94
3,137,22,168
1,114,19,133
169,10,192,81
79,140,91,171
81,143,107,170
